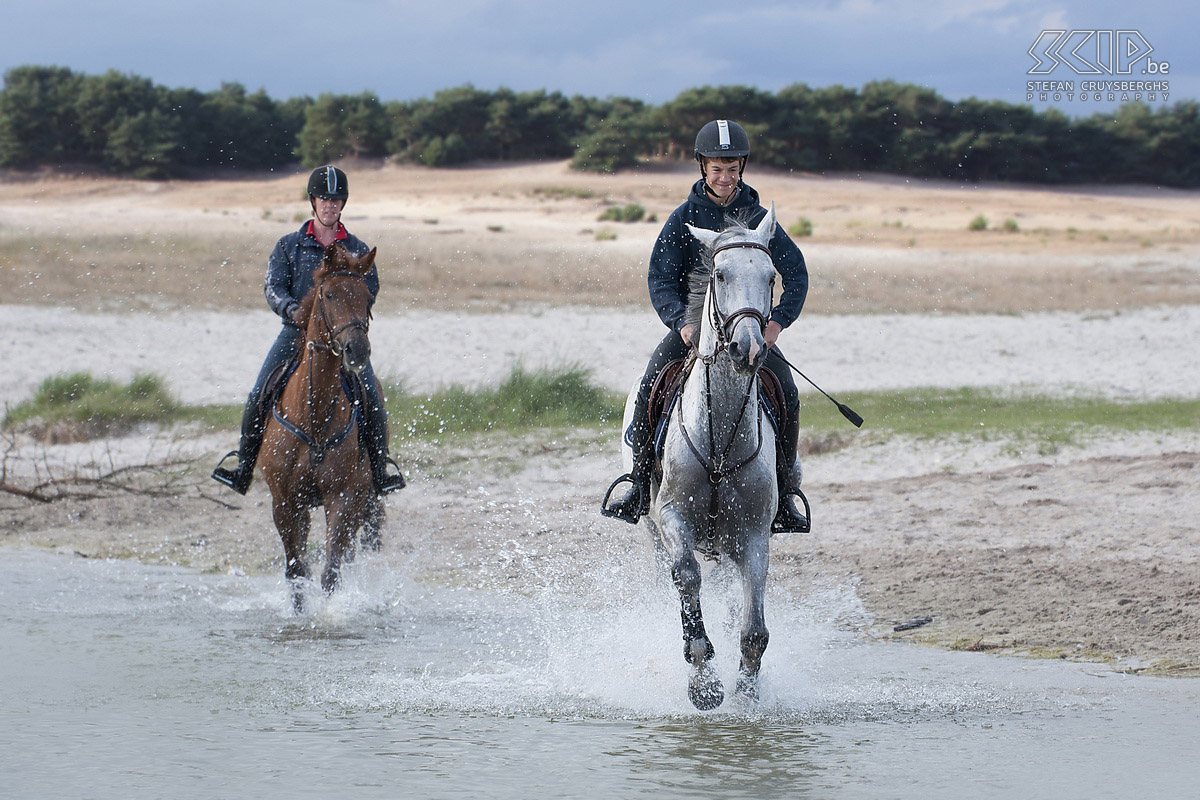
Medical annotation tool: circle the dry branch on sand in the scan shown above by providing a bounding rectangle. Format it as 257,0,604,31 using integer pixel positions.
0,430,202,505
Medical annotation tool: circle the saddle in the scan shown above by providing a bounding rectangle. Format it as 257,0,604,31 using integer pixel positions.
641,357,790,464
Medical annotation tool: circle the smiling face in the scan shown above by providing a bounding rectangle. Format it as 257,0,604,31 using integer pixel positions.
702,157,743,205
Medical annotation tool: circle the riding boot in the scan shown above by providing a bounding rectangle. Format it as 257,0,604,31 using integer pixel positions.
771,408,811,534
211,397,268,496
363,393,406,495
601,409,654,524
602,445,653,524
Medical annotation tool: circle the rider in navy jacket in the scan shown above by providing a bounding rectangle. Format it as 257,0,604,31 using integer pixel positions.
602,120,810,533
649,179,808,335
212,166,404,497
264,225,379,323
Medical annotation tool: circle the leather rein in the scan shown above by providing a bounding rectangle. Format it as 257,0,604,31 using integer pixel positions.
272,269,371,465
678,240,773,529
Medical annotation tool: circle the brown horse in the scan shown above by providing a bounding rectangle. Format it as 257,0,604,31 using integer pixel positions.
259,243,385,609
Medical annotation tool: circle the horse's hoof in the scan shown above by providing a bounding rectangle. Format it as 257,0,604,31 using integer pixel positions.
688,667,725,711
735,674,760,702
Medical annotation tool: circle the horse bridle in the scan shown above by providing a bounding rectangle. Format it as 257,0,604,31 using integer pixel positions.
699,241,772,363
275,268,373,466
679,239,773,519
310,269,371,358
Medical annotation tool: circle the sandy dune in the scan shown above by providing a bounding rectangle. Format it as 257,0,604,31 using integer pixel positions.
1,162,1198,674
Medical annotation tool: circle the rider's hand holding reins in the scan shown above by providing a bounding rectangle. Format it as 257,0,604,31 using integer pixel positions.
764,320,782,347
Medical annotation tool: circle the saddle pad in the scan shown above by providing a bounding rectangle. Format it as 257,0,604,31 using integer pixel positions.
647,362,789,464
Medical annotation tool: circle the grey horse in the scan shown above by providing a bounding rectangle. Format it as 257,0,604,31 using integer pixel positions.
620,206,786,709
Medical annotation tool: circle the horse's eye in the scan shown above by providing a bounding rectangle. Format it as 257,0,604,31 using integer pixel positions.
715,271,725,283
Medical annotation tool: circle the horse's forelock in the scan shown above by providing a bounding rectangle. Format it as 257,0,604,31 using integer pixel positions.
683,213,759,331
295,246,368,324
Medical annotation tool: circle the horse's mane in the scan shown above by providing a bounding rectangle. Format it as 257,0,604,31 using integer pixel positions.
683,211,760,332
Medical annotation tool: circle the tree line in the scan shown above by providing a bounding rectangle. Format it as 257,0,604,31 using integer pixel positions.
1,64,1197,186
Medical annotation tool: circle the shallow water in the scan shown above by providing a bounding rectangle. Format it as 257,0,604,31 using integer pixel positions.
2,547,1197,799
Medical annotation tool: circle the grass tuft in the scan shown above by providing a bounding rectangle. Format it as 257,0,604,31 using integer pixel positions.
4,372,183,441
386,364,624,441
800,386,1200,448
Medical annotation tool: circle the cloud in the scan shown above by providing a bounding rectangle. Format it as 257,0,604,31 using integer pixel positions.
1,0,1193,114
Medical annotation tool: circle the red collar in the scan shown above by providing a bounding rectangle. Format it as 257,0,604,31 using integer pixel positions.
305,220,348,242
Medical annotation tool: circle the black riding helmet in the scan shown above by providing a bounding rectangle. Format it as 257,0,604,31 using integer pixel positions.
694,119,750,159
694,119,750,183
307,165,349,201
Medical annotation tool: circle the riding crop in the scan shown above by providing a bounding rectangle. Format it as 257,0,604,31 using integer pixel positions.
770,347,864,428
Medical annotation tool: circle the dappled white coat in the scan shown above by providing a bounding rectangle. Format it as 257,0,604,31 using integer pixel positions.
620,206,780,709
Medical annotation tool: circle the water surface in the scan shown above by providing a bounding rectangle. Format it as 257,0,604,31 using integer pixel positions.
2,548,1195,798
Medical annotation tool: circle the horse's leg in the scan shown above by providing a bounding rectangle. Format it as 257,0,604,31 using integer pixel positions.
659,510,723,710
321,492,368,593
734,533,771,700
272,495,311,612
360,494,384,552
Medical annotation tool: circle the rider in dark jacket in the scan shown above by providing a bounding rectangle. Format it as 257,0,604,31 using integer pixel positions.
602,120,810,532
211,166,405,496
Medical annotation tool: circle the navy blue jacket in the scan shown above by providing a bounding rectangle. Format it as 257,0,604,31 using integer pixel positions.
648,179,808,333
264,222,379,327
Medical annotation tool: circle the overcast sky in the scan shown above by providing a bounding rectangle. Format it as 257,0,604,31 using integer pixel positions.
5,1,1194,116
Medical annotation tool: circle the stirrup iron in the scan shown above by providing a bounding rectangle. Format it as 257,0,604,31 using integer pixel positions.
771,487,811,534
374,455,406,494
600,472,645,524
211,450,253,495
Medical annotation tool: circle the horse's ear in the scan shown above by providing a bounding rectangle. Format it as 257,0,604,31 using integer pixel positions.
685,223,721,250
361,247,377,272
324,242,340,262
755,204,777,243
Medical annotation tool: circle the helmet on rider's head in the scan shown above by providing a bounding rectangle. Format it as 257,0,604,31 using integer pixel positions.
694,119,751,161
307,165,349,201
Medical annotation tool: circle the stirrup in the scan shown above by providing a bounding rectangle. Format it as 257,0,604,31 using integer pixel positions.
211,450,253,495
374,456,406,494
771,488,811,534
600,473,646,524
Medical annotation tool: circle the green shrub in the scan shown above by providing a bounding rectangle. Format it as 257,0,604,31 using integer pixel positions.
532,186,596,200
4,372,182,438
386,364,623,439
789,217,814,237
598,203,645,223
420,133,471,166
1003,218,1020,233
968,214,988,231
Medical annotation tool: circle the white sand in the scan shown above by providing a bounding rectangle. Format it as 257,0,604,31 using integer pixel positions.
3,303,1197,410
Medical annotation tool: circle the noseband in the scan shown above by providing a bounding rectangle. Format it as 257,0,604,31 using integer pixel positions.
701,241,772,361
311,270,371,357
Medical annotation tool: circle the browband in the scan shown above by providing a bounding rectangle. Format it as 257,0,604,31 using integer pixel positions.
711,241,772,258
